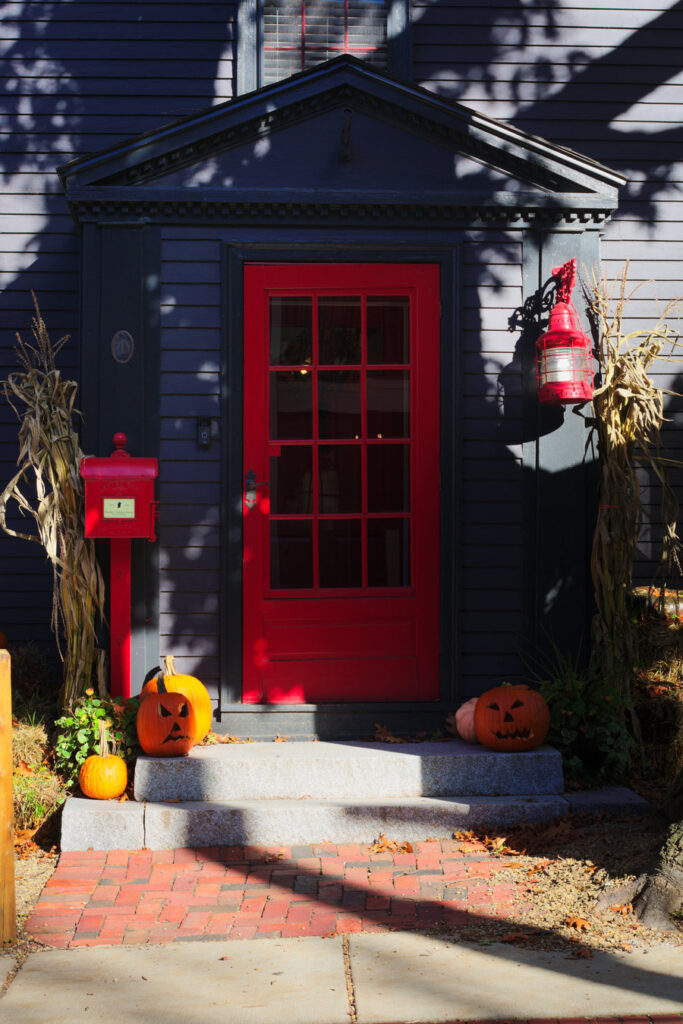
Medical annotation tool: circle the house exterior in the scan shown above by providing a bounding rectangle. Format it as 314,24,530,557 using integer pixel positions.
1,2,681,738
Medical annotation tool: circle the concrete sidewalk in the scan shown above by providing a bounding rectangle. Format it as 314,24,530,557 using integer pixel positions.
1,932,682,1023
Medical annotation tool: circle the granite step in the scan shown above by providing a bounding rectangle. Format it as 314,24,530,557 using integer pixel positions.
61,742,649,851
132,740,565,802
61,793,571,850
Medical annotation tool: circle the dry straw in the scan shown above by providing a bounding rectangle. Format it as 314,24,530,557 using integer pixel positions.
587,262,683,708
0,296,105,708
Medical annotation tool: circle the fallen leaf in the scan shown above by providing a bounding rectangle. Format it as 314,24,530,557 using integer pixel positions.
370,833,414,854
609,903,633,916
566,947,593,959
273,735,289,742
374,723,408,744
14,760,34,777
563,915,591,932
527,861,551,878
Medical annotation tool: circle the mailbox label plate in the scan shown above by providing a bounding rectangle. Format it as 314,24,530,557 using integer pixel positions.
103,497,136,519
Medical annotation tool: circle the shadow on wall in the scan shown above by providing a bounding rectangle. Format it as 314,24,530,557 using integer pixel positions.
1,0,679,707
0,0,234,650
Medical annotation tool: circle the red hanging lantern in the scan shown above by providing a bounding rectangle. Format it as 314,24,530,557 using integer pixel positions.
536,258,594,405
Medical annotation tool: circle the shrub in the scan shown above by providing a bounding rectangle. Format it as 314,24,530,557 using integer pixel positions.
529,642,633,783
13,766,64,830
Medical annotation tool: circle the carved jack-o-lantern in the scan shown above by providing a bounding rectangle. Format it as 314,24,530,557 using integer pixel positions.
474,683,550,752
136,677,197,757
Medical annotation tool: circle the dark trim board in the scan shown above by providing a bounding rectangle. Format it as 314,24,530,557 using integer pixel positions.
520,227,602,668
220,243,458,727
80,223,162,694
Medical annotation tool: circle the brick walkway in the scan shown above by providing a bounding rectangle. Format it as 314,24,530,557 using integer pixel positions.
25,839,529,948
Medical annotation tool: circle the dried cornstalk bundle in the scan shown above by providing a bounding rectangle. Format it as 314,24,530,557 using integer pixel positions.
588,262,683,706
0,296,105,708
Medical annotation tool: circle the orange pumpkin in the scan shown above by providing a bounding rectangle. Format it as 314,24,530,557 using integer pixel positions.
79,721,128,799
142,655,212,743
474,683,550,752
137,677,196,757
454,697,479,744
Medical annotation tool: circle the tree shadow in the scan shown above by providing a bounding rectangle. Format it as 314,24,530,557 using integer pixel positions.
1,1,680,722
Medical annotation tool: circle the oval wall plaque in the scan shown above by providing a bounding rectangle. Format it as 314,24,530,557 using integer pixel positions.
111,330,135,364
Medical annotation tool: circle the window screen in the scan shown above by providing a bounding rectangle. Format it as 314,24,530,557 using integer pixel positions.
263,0,388,85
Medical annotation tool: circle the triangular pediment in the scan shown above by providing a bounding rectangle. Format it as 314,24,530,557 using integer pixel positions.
59,57,625,225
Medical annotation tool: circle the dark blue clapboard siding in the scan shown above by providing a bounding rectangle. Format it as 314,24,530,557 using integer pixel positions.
158,229,224,697
1,0,679,702
0,2,236,649
415,0,682,614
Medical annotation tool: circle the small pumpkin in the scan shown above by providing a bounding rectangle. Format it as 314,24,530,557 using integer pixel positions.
141,655,212,743
79,720,128,800
137,676,197,757
474,682,550,752
454,697,480,744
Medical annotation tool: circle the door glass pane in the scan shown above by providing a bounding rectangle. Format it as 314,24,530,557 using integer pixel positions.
367,445,410,512
319,520,362,588
367,370,410,438
319,445,362,513
270,370,313,439
270,520,313,589
367,297,409,364
319,370,361,438
319,297,361,365
270,297,312,366
368,518,410,587
270,447,312,514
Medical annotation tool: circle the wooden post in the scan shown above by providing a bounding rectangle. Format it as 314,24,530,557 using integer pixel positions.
0,650,15,944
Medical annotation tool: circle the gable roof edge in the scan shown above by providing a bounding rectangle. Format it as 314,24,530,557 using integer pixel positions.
58,57,626,202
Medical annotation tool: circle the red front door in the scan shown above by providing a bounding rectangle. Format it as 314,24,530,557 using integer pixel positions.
242,263,440,703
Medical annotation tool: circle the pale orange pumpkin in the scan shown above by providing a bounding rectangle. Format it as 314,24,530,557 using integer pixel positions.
454,697,479,744
79,721,128,799
141,655,212,743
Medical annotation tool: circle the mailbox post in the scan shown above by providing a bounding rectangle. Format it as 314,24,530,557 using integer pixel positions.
81,433,158,698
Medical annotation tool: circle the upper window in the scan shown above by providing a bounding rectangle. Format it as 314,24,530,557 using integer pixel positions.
237,0,410,94
263,0,387,85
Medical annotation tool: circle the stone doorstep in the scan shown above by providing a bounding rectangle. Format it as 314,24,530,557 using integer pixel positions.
60,787,650,852
133,740,565,803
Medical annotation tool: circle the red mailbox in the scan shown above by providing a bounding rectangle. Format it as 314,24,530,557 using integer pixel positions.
81,433,159,699
82,432,158,541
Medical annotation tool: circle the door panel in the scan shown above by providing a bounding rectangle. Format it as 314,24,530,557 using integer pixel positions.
243,263,440,703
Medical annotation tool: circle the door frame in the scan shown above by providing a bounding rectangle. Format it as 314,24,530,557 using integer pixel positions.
220,244,460,715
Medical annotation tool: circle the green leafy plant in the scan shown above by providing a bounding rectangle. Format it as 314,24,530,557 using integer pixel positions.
54,689,140,783
528,640,634,782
